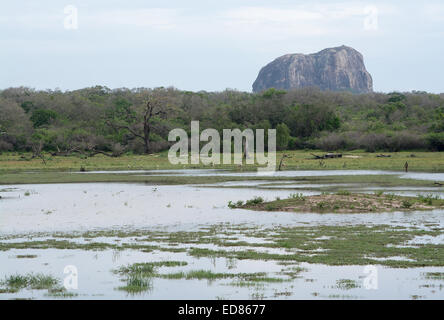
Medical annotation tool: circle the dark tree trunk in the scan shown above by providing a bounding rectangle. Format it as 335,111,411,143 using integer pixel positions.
143,120,151,154
143,138,150,154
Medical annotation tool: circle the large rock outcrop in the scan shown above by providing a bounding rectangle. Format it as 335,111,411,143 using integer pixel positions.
252,45,373,93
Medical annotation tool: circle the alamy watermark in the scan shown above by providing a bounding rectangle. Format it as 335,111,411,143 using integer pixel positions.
63,265,78,290
64,5,78,30
363,5,378,31
363,265,378,290
168,121,276,174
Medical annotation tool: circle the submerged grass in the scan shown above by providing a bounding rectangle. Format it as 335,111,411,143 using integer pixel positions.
185,224,444,268
15,254,38,259
113,259,287,293
336,279,361,290
45,289,78,298
114,260,188,294
0,273,70,296
118,275,152,294
2,223,444,270
421,272,444,280
2,273,59,290
158,270,285,283
115,261,188,276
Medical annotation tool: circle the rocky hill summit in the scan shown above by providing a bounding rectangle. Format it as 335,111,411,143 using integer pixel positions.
252,45,373,93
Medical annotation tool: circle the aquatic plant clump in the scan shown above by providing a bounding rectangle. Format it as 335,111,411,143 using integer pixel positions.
0,273,68,295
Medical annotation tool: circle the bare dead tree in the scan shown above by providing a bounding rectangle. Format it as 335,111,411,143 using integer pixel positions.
106,95,166,154
31,141,46,164
278,154,291,171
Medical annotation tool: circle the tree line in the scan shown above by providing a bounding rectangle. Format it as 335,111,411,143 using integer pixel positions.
1,86,443,156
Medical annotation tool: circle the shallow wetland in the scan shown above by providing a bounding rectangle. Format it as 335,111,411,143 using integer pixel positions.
1,169,443,299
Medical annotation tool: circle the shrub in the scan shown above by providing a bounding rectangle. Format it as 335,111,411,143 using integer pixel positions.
385,193,395,200
30,109,58,128
401,200,413,208
427,133,444,151
287,136,302,150
289,193,306,201
276,123,290,150
245,196,264,205
315,133,349,151
227,200,245,209
0,140,13,152
357,132,426,152
317,201,328,209
417,193,438,205
388,132,426,151
358,133,389,152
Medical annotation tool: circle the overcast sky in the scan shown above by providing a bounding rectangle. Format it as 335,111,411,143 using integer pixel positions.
1,1,444,93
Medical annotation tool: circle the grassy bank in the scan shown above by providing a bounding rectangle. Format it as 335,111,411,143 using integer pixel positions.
0,151,443,173
0,171,441,186
234,192,444,213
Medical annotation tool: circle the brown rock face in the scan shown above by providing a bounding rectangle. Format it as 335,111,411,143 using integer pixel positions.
252,46,373,93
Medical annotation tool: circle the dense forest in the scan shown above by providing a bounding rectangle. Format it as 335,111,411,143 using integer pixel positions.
0,86,443,156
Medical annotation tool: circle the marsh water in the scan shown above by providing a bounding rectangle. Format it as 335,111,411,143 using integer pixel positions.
1,170,443,299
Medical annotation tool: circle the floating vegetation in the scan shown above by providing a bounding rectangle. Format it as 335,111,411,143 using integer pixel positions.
15,254,38,259
421,272,444,280
2,223,443,268
0,273,70,296
118,275,152,294
114,261,188,294
113,259,287,294
335,279,361,290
